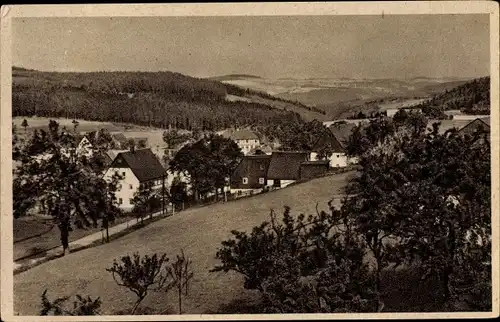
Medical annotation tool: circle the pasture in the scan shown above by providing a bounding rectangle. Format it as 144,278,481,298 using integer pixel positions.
14,172,353,315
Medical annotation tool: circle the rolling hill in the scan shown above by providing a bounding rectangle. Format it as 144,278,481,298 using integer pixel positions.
12,67,327,131
215,74,475,119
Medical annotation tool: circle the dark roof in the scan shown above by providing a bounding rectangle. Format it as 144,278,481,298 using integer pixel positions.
232,155,271,178
479,116,490,127
112,133,128,144
312,130,344,153
267,151,309,180
329,123,356,146
458,117,491,135
300,160,330,166
222,129,259,141
112,148,166,182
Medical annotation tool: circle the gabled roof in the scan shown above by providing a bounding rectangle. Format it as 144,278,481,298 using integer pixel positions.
479,116,490,127
312,130,344,153
458,117,491,134
267,151,309,180
232,155,271,178
329,123,356,147
222,129,259,141
111,148,166,182
112,133,128,144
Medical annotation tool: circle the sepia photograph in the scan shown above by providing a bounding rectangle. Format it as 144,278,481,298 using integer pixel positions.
1,2,499,320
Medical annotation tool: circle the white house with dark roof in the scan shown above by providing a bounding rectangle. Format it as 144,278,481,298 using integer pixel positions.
102,148,167,211
221,129,261,155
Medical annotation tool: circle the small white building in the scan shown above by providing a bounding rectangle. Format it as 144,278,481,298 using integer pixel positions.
102,148,167,212
222,129,261,155
310,123,358,168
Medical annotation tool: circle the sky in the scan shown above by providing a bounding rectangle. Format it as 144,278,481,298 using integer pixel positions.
12,14,490,79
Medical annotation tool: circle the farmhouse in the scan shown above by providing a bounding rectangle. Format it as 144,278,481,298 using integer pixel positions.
103,148,167,211
222,129,261,155
310,123,358,168
230,155,271,193
458,116,490,136
266,151,309,188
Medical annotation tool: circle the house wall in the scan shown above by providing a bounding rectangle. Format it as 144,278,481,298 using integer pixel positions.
266,179,295,189
311,151,349,168
103,167,140,211
236,139,260,155
330,153,349,168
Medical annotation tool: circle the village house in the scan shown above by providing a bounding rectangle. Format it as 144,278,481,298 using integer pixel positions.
230,155,272,193
458,116,490,136
266,151,309,188
310,123,358,168
102,148,167,212
222,129,261,155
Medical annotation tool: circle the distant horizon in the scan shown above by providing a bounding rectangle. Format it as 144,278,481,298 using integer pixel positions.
12,65,488,82
12,15,490,80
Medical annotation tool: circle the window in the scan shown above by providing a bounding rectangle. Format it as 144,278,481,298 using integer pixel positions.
259,178,265,184
122,171,126,177
242,177,248,184
129,184,133,189
118,198,123,205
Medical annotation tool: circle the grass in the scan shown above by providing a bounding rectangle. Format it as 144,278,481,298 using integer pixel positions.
14,215,136,262
14,171,352,315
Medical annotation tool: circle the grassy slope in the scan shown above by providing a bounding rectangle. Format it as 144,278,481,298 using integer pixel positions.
14,172,352,315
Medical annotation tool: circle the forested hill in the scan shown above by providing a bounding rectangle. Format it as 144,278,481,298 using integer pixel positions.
417,76,490,117
12,67,318,131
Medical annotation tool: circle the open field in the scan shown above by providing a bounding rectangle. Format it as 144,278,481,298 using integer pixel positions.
14,172,353,315
13,215,137,262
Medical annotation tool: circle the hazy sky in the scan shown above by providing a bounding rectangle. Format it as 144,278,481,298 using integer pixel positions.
12,15,490,79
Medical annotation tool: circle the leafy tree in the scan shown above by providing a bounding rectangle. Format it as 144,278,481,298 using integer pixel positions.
163,129,190,150
137,139,147,149
40,289,101,316
13,120,122,253
212,204,378,312
170,175,188,210
131,182,162,222
165,250,194,314
106,253,170,314
169,134,243,201
21,118,29,133
344,120,491,310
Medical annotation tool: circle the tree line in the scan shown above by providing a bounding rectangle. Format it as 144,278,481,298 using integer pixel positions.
12,68,312,131
416,76,490,118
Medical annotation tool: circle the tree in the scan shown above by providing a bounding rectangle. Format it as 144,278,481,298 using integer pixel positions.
21,118,29,133
72,119,79,133
106,253,170,314
169,134,243,202
131,182,162,222
165,250,194,314
137,139,147,149
343,120,491,310
13,120,122,254
163,129,190,150
212,204,378,312
170,175,188,210
40,289,101,316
